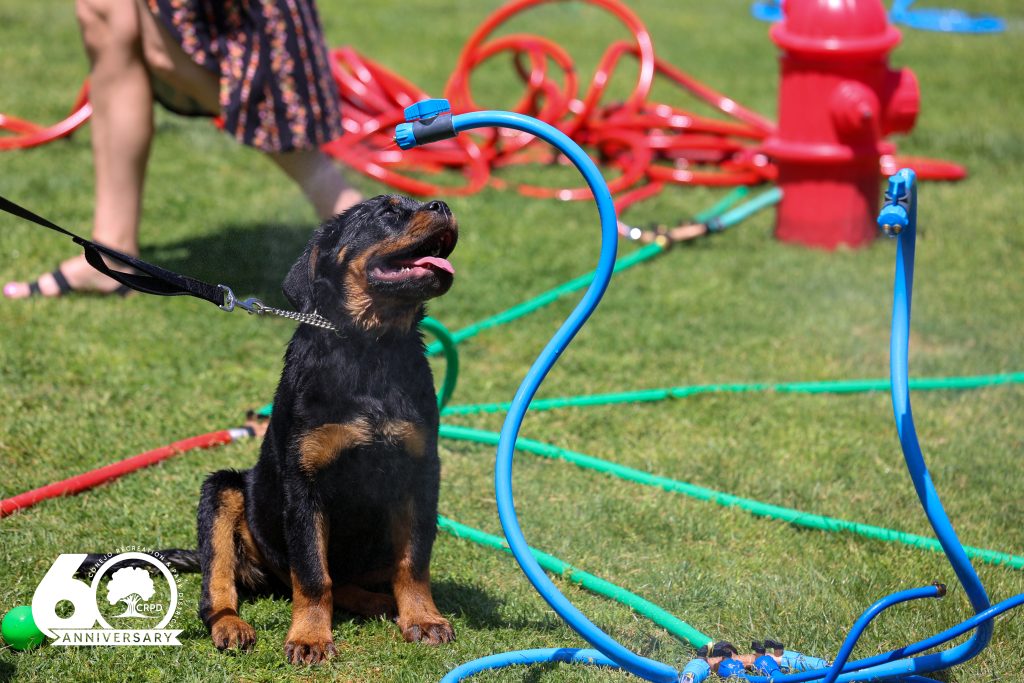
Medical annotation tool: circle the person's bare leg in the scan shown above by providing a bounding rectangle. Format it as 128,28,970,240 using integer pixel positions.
4,0,152,298
4,0,358,298
141,0,359,222
135,0,358,220
270,149,363,221
135,0,219,113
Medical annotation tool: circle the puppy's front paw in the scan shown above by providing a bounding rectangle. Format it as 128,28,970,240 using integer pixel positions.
399,614,455,645
211,615,256,652
284,636,338,665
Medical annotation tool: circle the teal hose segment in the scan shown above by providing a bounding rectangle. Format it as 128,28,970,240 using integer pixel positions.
439,424,1024,570
419,316,459,409
708,186,783,231
692,185,749,224
442,371,1024,416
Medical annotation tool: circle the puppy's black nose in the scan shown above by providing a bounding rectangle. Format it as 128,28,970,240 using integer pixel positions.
426,200,450,217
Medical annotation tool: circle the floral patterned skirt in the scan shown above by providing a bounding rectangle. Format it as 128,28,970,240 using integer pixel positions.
147,0,343,152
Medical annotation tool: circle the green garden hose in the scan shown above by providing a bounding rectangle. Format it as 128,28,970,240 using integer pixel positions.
438,424,1024,571
420,316,460,409
442,372,1024,416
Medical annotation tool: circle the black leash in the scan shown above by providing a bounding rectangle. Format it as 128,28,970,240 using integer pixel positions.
1,194,223,303
0,194,340,332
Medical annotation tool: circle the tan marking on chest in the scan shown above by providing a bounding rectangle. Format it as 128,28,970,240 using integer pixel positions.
379,420,428,459
298,418,374,475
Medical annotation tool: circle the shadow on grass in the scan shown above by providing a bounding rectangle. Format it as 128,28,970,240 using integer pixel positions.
226,577,519,632
143,222,316,308
432,578,508,630
433,578,564,632
0,658,14,683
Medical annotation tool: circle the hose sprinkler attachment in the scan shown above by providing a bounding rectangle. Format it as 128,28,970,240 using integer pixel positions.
878,172,912,236
395,98,456,150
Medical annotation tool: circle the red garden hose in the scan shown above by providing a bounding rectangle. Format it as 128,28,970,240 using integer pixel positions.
330,0,776,207
0,427,254,518
0,82,91,151
1,0,963,211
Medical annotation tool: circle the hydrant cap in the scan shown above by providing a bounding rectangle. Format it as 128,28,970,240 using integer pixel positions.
771,0,902,57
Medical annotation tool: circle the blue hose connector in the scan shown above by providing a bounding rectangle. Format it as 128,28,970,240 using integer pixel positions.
717,658,747,678
780,650,831,673
754,654,782,676
680,658,712,682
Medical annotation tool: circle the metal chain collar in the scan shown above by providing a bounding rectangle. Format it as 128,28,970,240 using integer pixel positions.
218,284,340,333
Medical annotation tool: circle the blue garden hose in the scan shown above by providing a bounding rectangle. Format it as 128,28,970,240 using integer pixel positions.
820,584,946,683
889,0,1006,33
871,168,995,675
440,648,623,681
397,102,1019,682
680,170,1015,683
678,171,1011,683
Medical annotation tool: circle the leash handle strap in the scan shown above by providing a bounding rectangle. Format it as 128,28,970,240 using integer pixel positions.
1,194,224,305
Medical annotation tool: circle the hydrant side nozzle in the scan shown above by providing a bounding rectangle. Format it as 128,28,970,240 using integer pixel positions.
829,81,881,140
882,67,920,137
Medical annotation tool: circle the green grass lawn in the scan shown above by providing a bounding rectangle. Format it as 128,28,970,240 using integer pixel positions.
2,1,1023,681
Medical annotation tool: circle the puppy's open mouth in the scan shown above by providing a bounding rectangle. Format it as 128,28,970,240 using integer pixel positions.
369,226,457,283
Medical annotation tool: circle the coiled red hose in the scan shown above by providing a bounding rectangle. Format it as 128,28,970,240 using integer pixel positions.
329,0,777,207
1,0,963,209
0,83,91,151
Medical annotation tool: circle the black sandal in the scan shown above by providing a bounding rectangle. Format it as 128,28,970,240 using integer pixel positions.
23,267,131,298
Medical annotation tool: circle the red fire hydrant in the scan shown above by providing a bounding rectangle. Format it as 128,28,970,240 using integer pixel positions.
762,0,920,249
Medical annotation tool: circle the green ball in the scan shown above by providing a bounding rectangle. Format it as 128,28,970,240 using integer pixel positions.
2,606,45,651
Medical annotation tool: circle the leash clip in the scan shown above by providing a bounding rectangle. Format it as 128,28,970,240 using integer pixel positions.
218,285,266,315
238,297,266,315
218,284,237,312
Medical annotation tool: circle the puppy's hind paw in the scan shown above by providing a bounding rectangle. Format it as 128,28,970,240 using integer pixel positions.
284,637,338,665
211,615,256,652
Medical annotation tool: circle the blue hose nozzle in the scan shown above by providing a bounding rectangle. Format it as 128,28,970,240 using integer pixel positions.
395,97,455,150
878,171,914,237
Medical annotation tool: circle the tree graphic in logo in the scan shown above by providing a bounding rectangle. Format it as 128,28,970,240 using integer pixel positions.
106,567,156,618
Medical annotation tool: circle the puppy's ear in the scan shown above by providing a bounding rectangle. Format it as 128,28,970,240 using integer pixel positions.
282,243,320,311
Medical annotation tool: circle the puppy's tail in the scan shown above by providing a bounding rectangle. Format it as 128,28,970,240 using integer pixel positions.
74,548,201,578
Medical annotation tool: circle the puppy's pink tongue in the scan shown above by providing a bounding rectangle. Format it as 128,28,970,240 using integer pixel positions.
412,256,454,275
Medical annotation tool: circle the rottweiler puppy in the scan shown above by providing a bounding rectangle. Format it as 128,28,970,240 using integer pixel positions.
198,194,458,664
